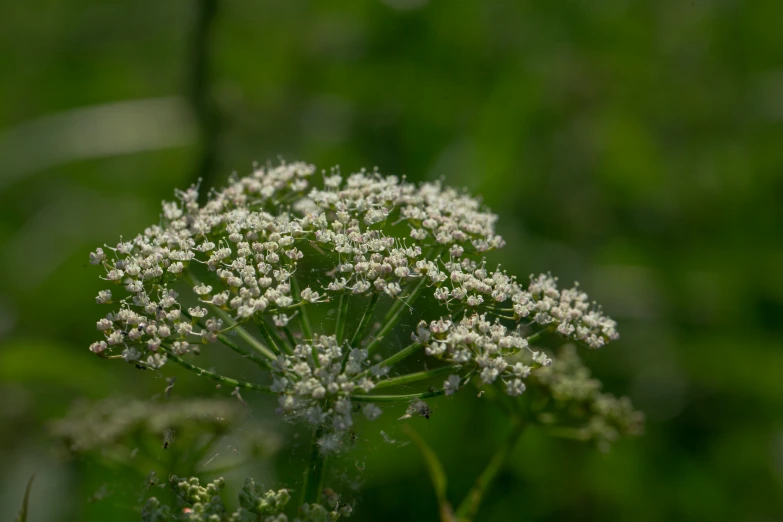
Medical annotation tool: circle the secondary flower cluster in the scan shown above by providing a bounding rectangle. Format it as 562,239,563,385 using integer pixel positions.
413,313,547,397
143,476,350,522
51,397,244,453
523,274,619,349
272,335,380,435
530,345,644,451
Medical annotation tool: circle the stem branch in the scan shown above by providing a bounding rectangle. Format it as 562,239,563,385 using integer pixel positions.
366,276,429,356
374,365,460,389
335,292,349,343
351,388,445,403
291,277,313,341
455,418,526,521
350,292,380,347
301,427,328,505
184,271,277,362
163,349,272,393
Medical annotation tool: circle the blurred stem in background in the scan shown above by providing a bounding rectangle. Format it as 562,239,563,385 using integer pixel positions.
189,0,221,194
406,408,527,522
455,417,527,522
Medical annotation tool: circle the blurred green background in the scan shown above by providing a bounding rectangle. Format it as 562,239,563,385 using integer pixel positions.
1,0,782,521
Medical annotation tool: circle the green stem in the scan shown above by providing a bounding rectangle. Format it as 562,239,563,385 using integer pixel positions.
255,317,292,356
368,342,423,374
383,275,427,322
489,313,516,321
350,292,380,347
182,308,271,370
455,419,527,521
351,388,445,402
374,365,460,389
281,325,298,348
334,292,349,343
215,333,272,370
208,305,277,361
188,0,220,194
291,277,313,341
526,327,550,345
365,276,429,356
267,321,294,355
163,349,272,393
301,427,328,505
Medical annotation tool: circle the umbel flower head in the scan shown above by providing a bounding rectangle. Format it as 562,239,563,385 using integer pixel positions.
88,161,623,446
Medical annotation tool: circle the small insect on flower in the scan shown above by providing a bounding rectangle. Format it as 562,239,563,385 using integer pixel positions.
146,472,159,488
398,398,432,420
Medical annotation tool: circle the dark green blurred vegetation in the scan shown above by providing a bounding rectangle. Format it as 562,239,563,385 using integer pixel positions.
1,1,781,521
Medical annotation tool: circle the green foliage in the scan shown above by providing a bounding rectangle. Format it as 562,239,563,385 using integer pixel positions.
0,1,781,521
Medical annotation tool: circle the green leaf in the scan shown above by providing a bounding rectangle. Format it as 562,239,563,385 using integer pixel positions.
15,474,34,522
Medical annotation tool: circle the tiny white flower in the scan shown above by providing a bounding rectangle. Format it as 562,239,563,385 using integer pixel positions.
104,269,124,281
532,351,552,367
505,378,526,396
444,374,461,396
122,347,141,362
89,248,105,265
89,341,107,354
193,284,212,295
96,318,113,331
188,306,208,318
95,290,112,304
362,404,383,421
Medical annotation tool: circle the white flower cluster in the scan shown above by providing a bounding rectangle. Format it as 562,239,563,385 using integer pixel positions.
430,258,521,308
423,257,618,348
88,162,503,367
303,170,504,297
309,170,504,248
88,160,621,422
143,476,351,522
271,335,379,438
517,274,619,349
408,261,618,396
413,314,550,397
531,345,644,451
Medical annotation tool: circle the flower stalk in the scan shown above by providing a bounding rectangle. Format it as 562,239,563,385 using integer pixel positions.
366,276,429,356
291,276,313,341
350,292,380,348
455,418,527,521
374,365,460,389
163,348,272,393
301,427,328,505
334,292,349,343
350,388,446,402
